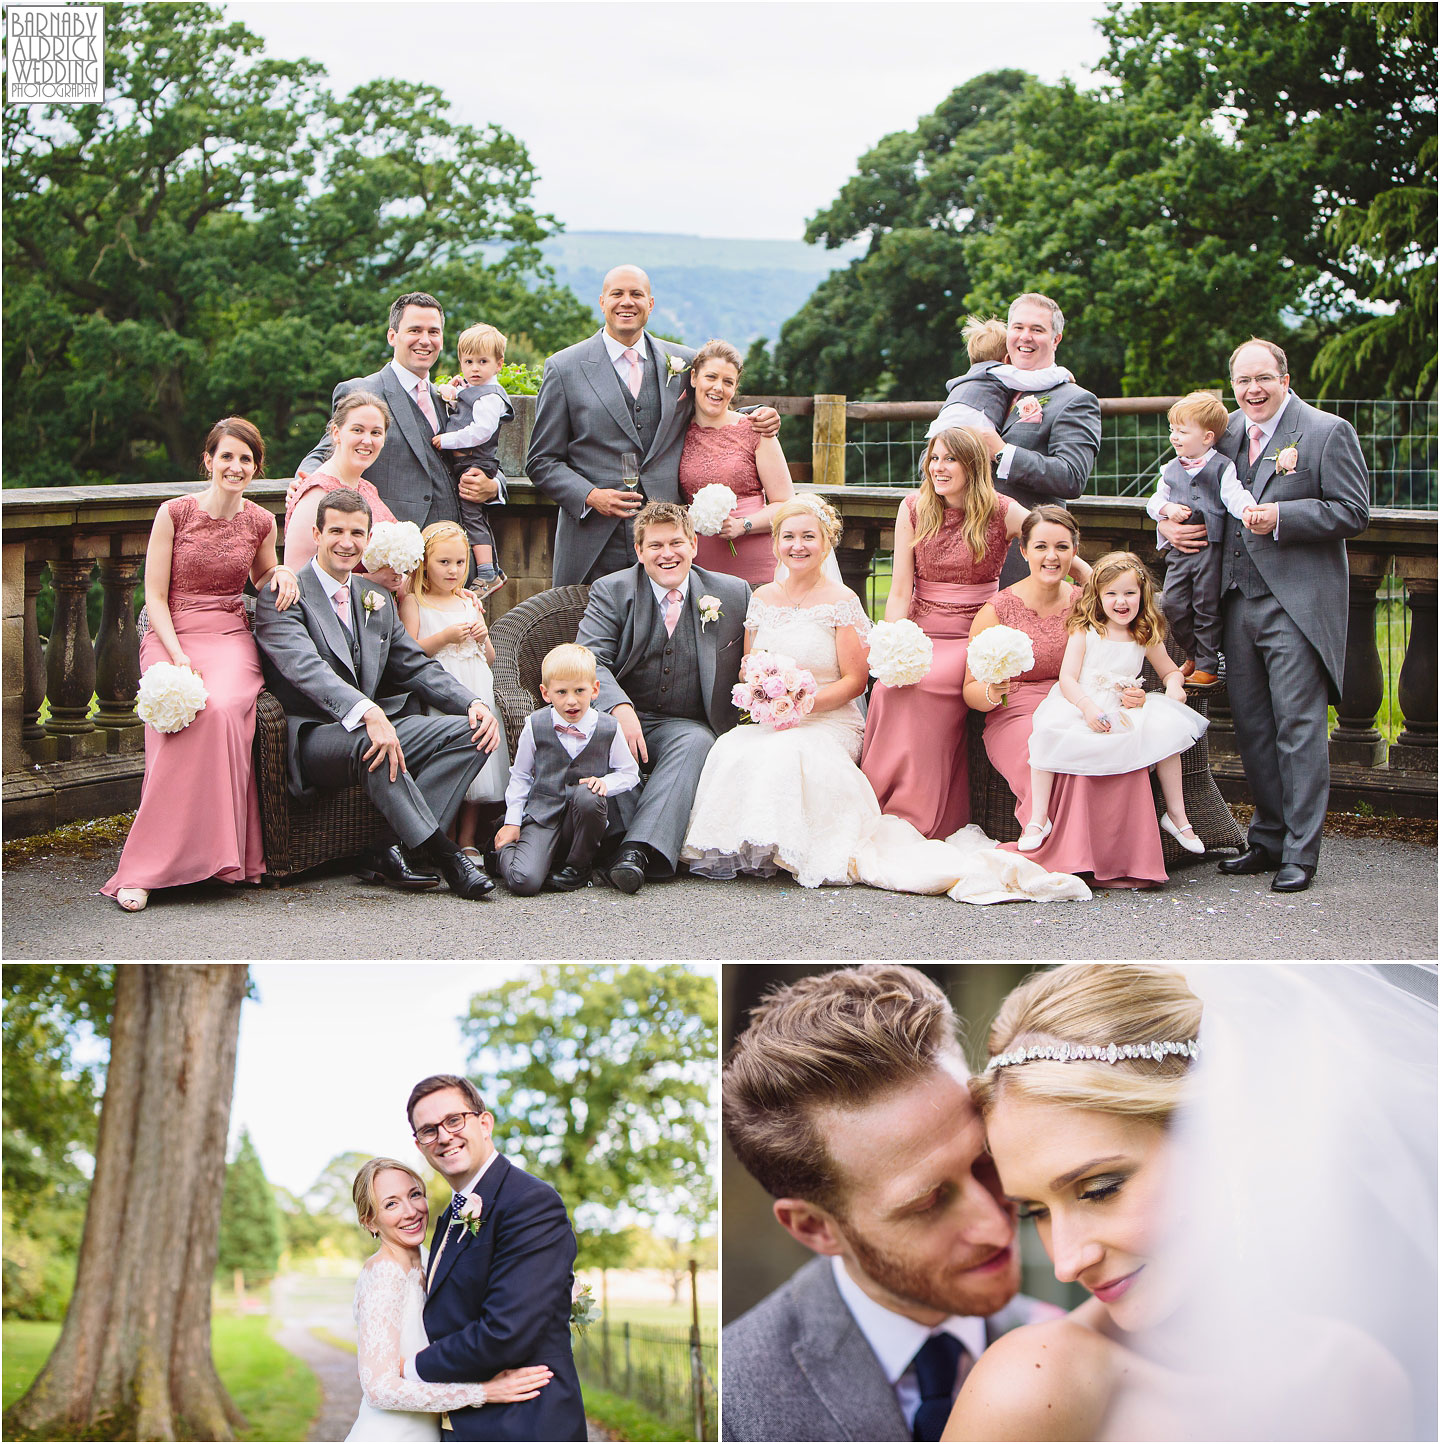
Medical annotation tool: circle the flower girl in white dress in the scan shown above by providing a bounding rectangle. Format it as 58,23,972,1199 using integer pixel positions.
346,1159,551,1442
1022,552,1207,856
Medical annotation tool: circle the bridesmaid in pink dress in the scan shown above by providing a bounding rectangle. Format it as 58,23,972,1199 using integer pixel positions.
860,428,1038,838
963,506,1167,887
678,339,794,586
103,418,299,911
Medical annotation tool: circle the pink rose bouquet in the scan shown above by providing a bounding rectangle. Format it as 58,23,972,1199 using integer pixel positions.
730,649,818,730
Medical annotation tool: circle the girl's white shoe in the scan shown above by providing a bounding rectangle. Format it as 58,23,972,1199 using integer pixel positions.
1160,813,1205,854
1017,818,1052,853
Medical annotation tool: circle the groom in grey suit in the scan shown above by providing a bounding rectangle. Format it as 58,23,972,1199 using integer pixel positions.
1163,338,1368,893
528,265,781,586
253,489,502,899
722,965,1059,1442
574,500,750,893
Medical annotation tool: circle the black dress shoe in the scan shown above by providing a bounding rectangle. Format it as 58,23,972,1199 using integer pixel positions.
1271,863,1315,892
433,848,496,900
545,864,590,893
357,843,440,890
1217,844,1282,876
605,845,647,895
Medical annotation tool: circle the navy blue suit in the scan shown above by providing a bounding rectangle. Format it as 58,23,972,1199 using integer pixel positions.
418,1154,586,1441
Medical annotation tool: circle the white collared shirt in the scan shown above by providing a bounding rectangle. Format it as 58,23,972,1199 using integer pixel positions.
830,1257,988,1432
603,329,649,387
389,357,433,410
503,706,640,827
647,574,691,609
1236,389,1292,540
309,559,375,732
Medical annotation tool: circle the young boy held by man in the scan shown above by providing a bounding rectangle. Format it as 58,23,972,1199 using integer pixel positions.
926,315,1075,438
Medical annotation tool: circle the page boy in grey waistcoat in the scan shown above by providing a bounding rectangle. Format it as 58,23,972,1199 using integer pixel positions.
493,643,640,895
926,315,1075,439
434,323,515,596
1147,391,1259,684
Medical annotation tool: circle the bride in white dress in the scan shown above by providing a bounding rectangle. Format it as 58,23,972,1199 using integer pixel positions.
681,497,1090,903
346,1159,552,1442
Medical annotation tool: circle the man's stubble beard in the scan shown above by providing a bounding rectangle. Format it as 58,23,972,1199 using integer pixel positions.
842,1219,1020,1319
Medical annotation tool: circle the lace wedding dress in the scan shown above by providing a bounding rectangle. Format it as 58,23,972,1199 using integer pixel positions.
346,1255,488,1442
681,596,1090,903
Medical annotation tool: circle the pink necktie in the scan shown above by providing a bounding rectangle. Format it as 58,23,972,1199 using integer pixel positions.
333,584,352,632
415,379,438,432
664,588,683,636
622,347,643,399
1248,424,1265,465
554,722,587,740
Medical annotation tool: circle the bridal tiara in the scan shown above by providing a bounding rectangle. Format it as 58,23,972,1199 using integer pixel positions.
984,1038,1200,1072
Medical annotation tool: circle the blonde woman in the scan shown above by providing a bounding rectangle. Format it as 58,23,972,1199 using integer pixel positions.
861,429,1081,839
942,964,1432,1442
346,1157,552,1440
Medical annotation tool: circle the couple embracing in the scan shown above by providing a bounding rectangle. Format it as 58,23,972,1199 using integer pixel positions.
346,1074,586,1442
723,964,1435,1442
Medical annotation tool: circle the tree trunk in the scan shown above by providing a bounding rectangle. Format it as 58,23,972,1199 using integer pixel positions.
7,966,250,1442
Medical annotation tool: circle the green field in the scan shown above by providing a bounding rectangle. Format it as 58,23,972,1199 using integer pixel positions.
3,1317,319,1442
597,1300,718,1344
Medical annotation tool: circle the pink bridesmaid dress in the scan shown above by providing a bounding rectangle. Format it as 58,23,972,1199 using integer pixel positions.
102,495,272,898
983,587,1166,886
861,499,1009,838
678,417,776,586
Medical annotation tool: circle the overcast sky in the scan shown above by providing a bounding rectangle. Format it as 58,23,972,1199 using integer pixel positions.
229,963,719,1203
229,0,1111,242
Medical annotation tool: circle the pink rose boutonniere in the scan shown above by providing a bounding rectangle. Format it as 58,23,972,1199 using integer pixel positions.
456,1195,485,1237
1010,393,1049,426
1272,445,1299,474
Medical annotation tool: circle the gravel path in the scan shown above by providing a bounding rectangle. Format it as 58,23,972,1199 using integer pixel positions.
4,830,1433,960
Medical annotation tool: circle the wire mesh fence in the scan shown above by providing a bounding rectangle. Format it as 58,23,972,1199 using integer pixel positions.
573,1319,717,1441
844,399,1438,508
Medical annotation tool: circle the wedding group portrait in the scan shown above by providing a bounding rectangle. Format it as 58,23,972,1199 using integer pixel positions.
3,962,720,1444
2,0,1434,962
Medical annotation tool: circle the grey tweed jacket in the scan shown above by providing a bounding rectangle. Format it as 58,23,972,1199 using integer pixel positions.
721,1256,1051,1442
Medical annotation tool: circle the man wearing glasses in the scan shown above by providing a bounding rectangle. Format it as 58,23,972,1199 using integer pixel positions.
1158,338,1369,893
400,1074,587,1440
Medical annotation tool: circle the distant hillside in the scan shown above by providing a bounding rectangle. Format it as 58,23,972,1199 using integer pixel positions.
492,231,868,348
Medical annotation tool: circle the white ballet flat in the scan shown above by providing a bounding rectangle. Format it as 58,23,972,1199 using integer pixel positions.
1017,819,1052,853
1161,813,1205,854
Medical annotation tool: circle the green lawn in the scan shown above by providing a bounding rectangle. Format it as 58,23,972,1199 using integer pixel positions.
598,1300,717,1344
3,1316,319,1442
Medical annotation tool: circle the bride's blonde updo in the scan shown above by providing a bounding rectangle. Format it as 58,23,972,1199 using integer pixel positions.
352,1156,426,1236
970,964,1202,1128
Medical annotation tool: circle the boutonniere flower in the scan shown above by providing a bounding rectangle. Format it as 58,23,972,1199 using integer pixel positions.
1267,444,1299,474
1010,393,1050,425
570,1282,600,1336
456,1195,485,1237
665,353,692,384
698,594,722,628
362,591,386,622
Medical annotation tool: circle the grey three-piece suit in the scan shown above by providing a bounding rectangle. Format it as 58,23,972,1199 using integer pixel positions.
1217,394,1369,867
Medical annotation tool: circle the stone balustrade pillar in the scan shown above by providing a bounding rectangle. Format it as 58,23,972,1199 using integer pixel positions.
93,550,146,743
1329,555,1388,767
44,556,98,738
22,556,48,742
1391,573,1437,774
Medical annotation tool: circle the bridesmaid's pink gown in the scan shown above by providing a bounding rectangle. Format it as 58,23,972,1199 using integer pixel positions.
984,588,1166,886
861,500,1009,838
678,417,776,586
102,495,272,897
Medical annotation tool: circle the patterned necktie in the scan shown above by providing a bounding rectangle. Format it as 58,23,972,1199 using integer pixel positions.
415,378,439,432
622,347,643,399
1247,423,1265,465
449,1191,467,1222
555,722,587,740
663,588,683,636
332,584,352,632
910,1333,965,1442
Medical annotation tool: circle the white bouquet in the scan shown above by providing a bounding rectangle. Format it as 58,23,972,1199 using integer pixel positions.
866,618,934,687
362,519,425,576
687,483,738,537
135,663,208,733
967,624,1036,706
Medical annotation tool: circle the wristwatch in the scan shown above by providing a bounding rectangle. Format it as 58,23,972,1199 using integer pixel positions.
742,518,753,533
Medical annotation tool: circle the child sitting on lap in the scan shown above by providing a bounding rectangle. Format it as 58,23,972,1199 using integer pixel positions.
495,644,639,895
926,315,1074,438
433,323,514,597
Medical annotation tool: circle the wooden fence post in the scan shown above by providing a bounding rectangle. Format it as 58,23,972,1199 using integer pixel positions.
812,395,847,487
689,1257,706,1441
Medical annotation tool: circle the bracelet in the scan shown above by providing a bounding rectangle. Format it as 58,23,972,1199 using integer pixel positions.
984,684,997,708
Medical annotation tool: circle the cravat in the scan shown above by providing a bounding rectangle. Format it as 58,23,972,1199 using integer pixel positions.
1247,423,1265,465
415,378,439,432
663,588,683,636
332,584,352,632
622,346,643,399
555,722,587,740
910,1333,965,1442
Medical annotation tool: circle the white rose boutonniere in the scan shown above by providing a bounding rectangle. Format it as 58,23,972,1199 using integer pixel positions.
698,594,722,628
665,352,691,384
456,1194,485,1237
362,591,386,623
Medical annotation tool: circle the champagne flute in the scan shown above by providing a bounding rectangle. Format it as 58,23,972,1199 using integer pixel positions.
620,452,640,493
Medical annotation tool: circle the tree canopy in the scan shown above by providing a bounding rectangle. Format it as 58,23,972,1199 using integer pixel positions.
747,2,1437,403
2,2,595,489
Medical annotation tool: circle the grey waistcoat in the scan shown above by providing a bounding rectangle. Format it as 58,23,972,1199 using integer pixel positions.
624,604,703,719
522,710,618,828
1222,444,1269,598
608,337,663,456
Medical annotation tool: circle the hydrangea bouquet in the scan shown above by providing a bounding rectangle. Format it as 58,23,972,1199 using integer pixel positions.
967,625,1036,706
731,650,818,730
866,618,934,687
362,520,426,576
688,483,739,555
135,663,209,733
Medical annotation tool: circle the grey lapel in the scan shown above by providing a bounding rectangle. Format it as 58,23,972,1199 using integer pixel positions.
1251,396,1303,500
353,579,388,697
381,366,443,476
789,1260,908,1441
647,335,683,461
615,570,656,686
579,332,643,450
690,573,716,710
304,565,359,683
